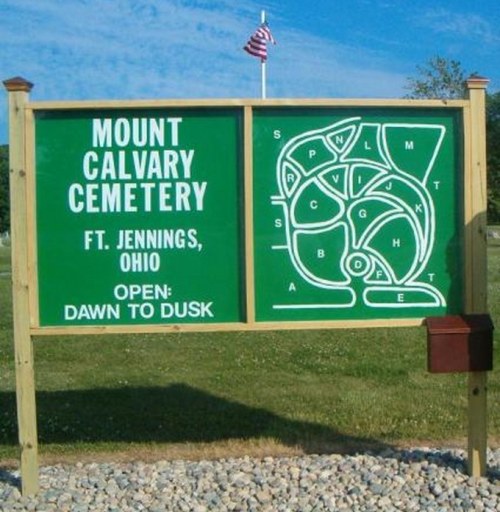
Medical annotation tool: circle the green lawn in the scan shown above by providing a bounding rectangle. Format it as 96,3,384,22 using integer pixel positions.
0,244,499,460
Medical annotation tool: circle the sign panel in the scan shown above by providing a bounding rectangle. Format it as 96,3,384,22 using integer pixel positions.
35,108,243,326
253,107,464,322
32,103,466,329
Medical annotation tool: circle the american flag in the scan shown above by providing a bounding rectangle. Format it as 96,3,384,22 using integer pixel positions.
243,22,276,61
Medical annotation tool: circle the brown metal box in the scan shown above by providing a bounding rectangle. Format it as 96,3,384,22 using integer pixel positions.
426,314,494,373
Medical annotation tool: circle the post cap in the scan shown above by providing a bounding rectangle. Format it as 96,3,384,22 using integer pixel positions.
466,74,489,90
3,76,34,92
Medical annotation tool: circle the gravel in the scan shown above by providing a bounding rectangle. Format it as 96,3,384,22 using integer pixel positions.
1,447,499,511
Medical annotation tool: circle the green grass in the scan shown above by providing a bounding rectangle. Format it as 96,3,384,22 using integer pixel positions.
1,244,499,460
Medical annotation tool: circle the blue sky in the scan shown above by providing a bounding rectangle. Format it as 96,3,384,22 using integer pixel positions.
1,0,499,144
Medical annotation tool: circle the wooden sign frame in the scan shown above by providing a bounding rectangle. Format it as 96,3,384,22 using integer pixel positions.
25,98,474,333
4,77,490,494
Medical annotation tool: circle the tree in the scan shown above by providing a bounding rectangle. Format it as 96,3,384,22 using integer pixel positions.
0,145,9,233
404,56,470,99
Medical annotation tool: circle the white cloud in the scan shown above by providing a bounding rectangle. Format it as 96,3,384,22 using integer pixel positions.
421,8,500,46
269,29,406,98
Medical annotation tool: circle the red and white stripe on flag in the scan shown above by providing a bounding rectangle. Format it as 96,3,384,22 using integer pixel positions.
243,23,276,61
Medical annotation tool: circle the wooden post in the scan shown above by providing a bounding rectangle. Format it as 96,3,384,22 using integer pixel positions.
465,75,489,478
3,76,39,495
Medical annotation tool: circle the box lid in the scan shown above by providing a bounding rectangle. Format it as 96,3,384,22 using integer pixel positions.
426,314,494,335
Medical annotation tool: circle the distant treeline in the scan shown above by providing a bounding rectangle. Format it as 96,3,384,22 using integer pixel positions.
487,92,500,224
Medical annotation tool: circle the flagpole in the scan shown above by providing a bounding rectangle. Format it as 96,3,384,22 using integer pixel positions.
261,9,266,99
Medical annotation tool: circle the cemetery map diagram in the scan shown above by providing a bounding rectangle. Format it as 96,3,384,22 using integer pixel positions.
257,115,457,319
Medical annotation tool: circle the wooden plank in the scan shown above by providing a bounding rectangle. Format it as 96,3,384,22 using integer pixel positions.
244,106,256,323
29,316,424,336
25,98,468,111
3,77,39,495
462,104,473,312
24,109,40,327
465,76,490,478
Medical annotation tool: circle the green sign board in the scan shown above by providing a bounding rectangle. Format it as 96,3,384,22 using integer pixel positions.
33,104,464,328
253,107,463,322
35,108,243,325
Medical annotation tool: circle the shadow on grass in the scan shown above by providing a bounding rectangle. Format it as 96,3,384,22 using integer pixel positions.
0,383,389,455
3,385,500,487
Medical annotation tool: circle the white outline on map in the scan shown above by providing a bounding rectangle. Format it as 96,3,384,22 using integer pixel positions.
271,118,447,310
